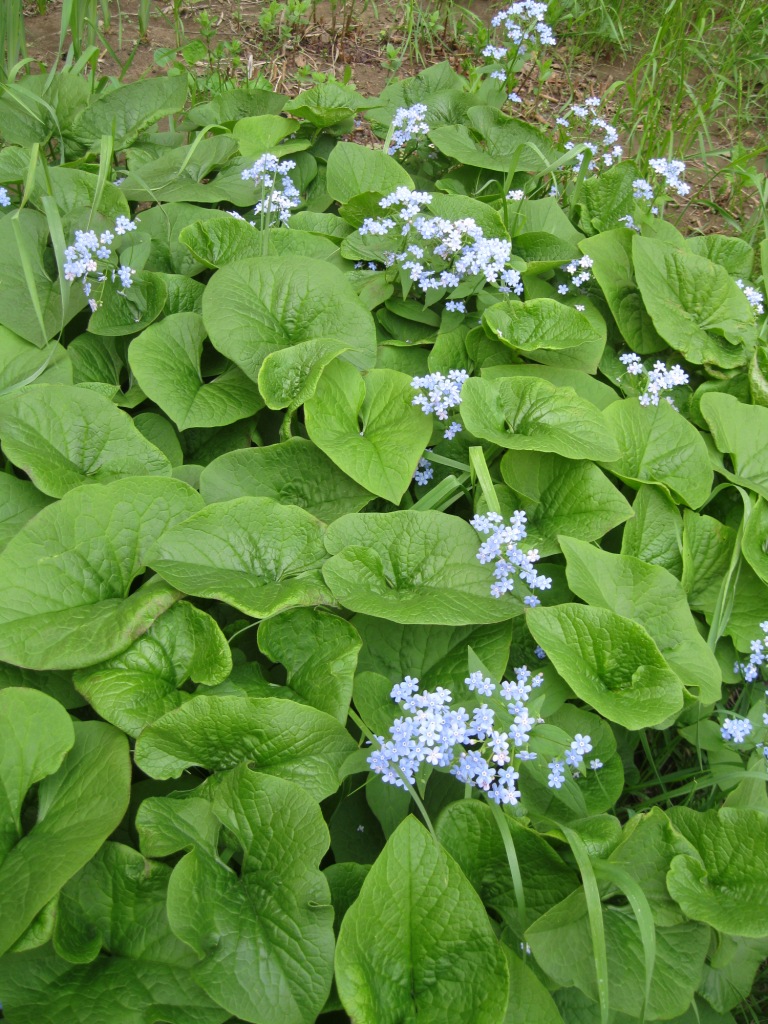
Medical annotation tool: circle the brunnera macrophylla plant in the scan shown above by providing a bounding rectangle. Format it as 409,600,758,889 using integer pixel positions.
1,23,768,1024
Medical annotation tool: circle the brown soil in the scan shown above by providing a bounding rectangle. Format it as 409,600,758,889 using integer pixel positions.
20,0,764,237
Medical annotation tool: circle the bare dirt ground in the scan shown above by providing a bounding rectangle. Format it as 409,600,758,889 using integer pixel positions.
20,0,764,236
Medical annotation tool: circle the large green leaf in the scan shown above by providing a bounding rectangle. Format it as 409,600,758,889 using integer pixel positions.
53,841,195,965
326,141,413,203
128,312,262,430
0,948,227,1024
0,720,130,955
304,361,432,504
354,617,513,690
483,299,605,371
576,162,636,234
632,236,755,368
336,815,509,1023
0,477,202,670
429,107,554,172
0,471,51,551
148,496,332,618
166,766,334,1024
258,337,351,411
621,485,683,576
323,510,527,624
580,228,666,354
436,800,578,930
667,807,768,937
601,397,713,508
0,325,71,393
0,383,170,496
500,450,632,557
258,607,360,721
527,887,710,1020
559,537,721,702
700,392,768,500
134,695,355,799
74,602,232,737
199,437,370,521
179,218,340,269
202,256,376,382
66,76,188,148
461,376,619,461
527,603,684,728
0,688,74,861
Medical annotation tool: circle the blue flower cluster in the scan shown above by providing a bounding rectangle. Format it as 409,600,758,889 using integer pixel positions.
411,369,468,441
388,103,430,155
556,96,623,174
619,352,690,407
368,667,602,806
0,187,11,208
63,215,138,312
359,188,524,297
471,511,552,603
736,279,765,316
241,153,300,226
633,158,691,216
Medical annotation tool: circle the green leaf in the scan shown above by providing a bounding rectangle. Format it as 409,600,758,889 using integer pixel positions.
621,485,683,576
601,397,713,508
436,800,578,930
483,299,605,372
461,376,620,461
482,363,619,410
0,325,71,393
335,815,509,1024
667,807,768,937
323,510,526,624
503,945,565,1024
698,934,768,1014
687,235,754,279
53,841,195,965
559,537,721,702
0,383,170,496
0,947,227,1024
202,256,376,382
429,107,554,172
283,81,370,127
326,141,413,203
0,477,202,670
527,603,684,728
576,162,636,234
304,361,432,504
0,720,130,955
148,496,332,618
700,392,768,500
580,228,666,354
354,618,514,690
0,471,51,551
526,887,709,1020
258,337,350,411
135,694,354,796
632,236,755,368
165,766,334,1024
74,602,232,737
0,688,74,861
258,608,360,721
500,450,632,557
129,312,262,430
179,218,340,269
741,497,768,584
606,809,698,927
199,436,370,521
88,270,167,337
66,76,188,148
